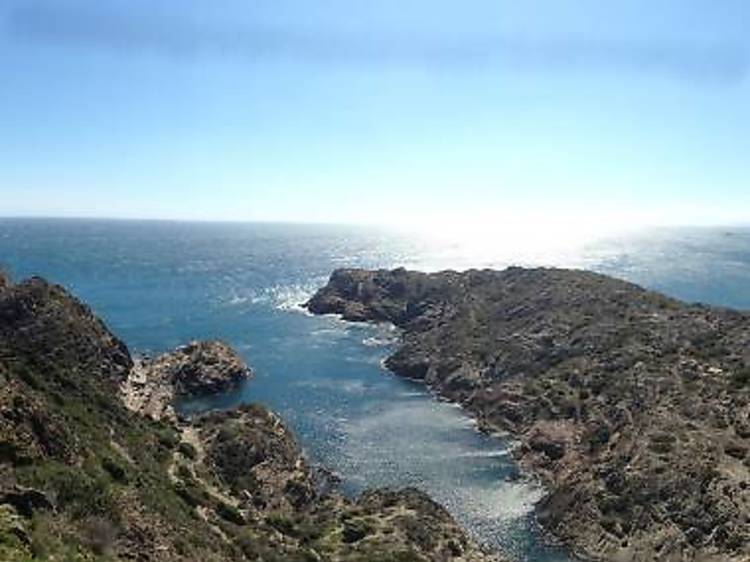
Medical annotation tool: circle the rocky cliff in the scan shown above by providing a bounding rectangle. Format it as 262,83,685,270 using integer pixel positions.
122,341,252,422
307,267,750,562
0,274,501,562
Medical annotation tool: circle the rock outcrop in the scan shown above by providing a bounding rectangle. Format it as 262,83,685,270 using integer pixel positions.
0,276,132,381
156,341,253,397
308,267,750,562
196,404,315,514
122,341,252,422
183,405,501,562
0,274,501,562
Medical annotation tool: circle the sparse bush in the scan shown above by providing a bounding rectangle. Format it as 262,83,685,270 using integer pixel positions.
341,518,373,543
81,515,118,555
156,427,181,450
27,463,120,523
102,456,128,483
173,481,205,508
732,367,750,388
266,513,295,535
178,441,198,460
216,502,245,525
176,464,193,481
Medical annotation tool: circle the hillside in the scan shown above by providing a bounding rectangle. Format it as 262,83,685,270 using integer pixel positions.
0,272,501,562
308,267,750,561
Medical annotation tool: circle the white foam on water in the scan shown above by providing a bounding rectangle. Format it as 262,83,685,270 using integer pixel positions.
268,282,319,312
472,480,546,521
458,449,509,458
219,281,322,313
218,288,263,308
399,391,428,397
310,327,348,339
362,336,396,347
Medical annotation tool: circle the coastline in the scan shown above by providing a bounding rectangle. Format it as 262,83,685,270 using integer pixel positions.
313,308,572,554
305,266,750,562
0,273,506,562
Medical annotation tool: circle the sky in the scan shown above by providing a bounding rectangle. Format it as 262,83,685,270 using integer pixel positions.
1,0,749,233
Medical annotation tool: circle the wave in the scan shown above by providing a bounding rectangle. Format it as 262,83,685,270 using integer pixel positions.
478,481,546,521
226,294,269,306
219,282,319,313
362,336,397,347
270,282,318,312
458,449,509,458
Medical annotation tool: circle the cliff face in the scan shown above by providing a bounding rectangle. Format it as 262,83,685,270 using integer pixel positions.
0,275,501,562
307,267,750,562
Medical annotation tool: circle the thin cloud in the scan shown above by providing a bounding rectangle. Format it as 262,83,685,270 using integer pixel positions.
5,1,747,83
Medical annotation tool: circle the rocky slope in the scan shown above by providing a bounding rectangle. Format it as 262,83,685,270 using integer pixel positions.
0,273,501,562
307,267,750,562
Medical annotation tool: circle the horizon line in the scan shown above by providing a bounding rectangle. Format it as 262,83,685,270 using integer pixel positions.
0,213,749,231
0,214,380,229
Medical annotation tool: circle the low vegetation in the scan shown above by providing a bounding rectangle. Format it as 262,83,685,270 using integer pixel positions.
0,275,501,561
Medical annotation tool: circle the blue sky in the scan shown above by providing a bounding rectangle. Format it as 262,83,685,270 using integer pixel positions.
1,0,749,230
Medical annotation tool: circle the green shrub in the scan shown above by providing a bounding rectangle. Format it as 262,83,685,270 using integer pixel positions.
173,481,206,508
102,456,128,483
81,515,119,555
216,502,245,525
266,513,295,536
0,505,31,560
342,518,373,543
22,462,120,523
156,427,181,450
178,442,198,460
732,367,750,388
176,464,193,481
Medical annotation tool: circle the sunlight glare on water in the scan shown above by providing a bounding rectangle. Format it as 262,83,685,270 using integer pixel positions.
2,218,750,561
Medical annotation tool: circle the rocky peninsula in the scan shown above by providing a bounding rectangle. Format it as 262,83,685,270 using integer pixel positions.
122,340,253,422
307,267,750,562
0,273,502,562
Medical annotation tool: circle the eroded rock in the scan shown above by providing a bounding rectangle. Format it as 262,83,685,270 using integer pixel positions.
121,340,252,422
162,341,253,397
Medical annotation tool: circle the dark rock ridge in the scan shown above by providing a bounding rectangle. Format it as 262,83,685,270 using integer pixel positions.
0,275,133,382
0,274,501,562
307,266,750,562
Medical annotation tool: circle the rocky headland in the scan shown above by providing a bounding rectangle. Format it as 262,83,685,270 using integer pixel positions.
307,267,750,562
0,273,502,562
122,340,253,422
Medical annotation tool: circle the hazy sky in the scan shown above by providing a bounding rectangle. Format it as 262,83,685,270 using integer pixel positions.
1,0,749,230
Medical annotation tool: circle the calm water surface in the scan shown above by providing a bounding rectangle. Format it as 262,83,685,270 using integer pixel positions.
2,218,749,561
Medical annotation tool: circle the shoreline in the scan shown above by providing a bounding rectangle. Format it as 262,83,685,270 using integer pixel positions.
0,273,506,562
309,307,576,557
305,266,750,562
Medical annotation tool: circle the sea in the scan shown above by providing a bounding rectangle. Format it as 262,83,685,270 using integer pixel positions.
1,218,749,562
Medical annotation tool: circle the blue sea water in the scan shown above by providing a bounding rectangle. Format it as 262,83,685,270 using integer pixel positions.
1,218,749,562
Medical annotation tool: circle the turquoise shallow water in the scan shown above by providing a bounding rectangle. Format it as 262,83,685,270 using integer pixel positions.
1,218,749,561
